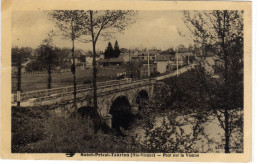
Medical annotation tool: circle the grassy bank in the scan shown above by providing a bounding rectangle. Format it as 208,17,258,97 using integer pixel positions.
11,106,146,153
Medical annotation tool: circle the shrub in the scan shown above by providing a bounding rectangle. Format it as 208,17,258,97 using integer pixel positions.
11,106,50,152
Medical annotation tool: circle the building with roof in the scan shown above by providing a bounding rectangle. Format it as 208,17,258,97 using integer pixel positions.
98,58,124,67
155,54,176,74
119,51,131,63
176,49,195,63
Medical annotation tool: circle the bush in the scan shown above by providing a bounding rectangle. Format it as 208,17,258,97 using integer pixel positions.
12,106,146,153
11,106,50,152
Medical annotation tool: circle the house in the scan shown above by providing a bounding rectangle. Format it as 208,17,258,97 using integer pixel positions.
129,51,139,62
119,51,131,63
155,54,176,74
176,49,195,64
137,51,157,62
156,55,169,74
71,50,104,69
83,50,94,67
98,58,124,67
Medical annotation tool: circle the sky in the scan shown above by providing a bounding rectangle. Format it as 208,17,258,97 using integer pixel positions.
12,10,194,51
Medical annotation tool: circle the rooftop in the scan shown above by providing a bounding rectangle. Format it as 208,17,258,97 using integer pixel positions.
98,58,124,63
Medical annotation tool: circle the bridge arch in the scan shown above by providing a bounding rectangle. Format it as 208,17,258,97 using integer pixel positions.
109,96,134,130
135,89,149,109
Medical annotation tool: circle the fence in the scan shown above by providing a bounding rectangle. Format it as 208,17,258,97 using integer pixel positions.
11,78,134,103
21,69,71,75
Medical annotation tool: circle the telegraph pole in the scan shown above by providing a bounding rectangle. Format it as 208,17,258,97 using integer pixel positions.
147,50,150,77
17,51,21,107
176,46,179,77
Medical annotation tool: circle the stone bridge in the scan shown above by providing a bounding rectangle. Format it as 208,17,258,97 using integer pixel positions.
12,78,156,128
12,66,193,128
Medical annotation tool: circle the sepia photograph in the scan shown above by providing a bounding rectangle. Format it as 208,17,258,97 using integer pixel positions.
1,0,252,162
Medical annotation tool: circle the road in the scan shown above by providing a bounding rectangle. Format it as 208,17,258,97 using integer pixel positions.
155,64,195,81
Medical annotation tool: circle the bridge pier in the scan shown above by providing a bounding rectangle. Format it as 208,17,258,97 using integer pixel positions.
103,114,113,128
131,105,139,115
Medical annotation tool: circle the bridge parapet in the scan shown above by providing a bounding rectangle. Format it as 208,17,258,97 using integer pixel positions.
24,78,155,108
11,79,133,103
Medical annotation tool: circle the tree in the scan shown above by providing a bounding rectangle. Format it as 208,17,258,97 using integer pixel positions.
36,35,59,89
25,60,45,72
50,10,86,110
104,42,114,59
12,47,32,66
57,48,71,69
183,10,244,153
128,60,142,78
114,40,120,58
12,47,32,106
83,10,137,117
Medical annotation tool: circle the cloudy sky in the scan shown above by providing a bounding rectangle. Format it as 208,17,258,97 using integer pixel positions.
12,10,193,51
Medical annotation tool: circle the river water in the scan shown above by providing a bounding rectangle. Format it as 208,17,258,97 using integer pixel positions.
128,110,242,153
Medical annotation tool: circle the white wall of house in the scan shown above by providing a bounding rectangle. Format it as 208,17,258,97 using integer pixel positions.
99,54,105,59
85,57,93,66
157,61,168,74
120,53,131,63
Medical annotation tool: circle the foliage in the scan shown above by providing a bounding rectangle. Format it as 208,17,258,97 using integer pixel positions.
104,42,114,59
12,106,144,153
11,47,32,67
126,61,142,78
50,10,88,110
36,35,60,89
11,106,51,152
104,40,121,59
25,60,45,72
114,40,121,57
35,37,59,71
134,68,243,153
25,47,71,72
183,10,244,153
57,48,71,69
140,114,205,153
83,10,137,113
12,69,243,153
49,10,86,41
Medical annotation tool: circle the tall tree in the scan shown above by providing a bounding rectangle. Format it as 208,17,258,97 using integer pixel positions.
50,11,86,110
36,35,59,89
12,47,32,106
183,10,244,153
104,42,114,59
12,47,32,66
82,10,137,117
114,40,120,58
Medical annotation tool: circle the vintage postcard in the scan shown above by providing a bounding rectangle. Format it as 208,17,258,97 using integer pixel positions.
1,0,252,162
